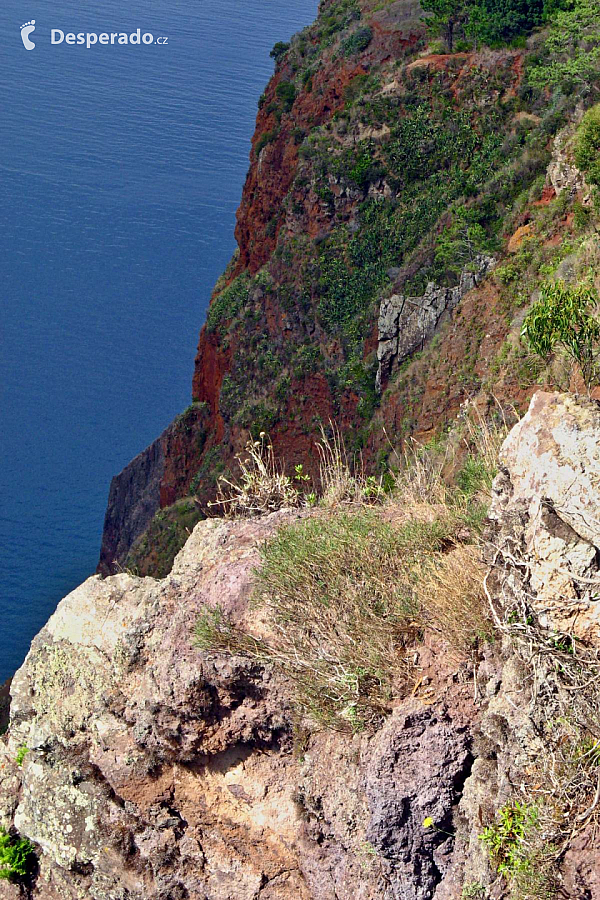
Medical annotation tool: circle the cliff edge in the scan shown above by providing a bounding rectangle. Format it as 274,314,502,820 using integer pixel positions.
6,391,600,897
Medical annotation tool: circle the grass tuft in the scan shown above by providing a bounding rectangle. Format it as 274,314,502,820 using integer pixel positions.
194,407,506,730
208,434,302,518
0,828,34,882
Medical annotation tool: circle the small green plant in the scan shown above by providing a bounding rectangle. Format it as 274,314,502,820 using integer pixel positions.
521,280,600,390
0,828,34,881
294,464,310,483
461,883,486,899
480,801,538,879
15,746,29,767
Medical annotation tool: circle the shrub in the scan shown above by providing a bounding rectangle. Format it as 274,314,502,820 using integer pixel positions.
0,828,34,881
575,104,600,186
270,41,290,62
521,280,600,389
275,81,296,111
255,128,280,156
208,435,301,518
342,26,372,56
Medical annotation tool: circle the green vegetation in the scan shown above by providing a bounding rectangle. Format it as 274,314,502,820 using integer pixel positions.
422,0,568,51
256,128,280,155
194,418,500,730
123,499,203,578
270,41,290,62
479,800,556,896
0,828,34,882
275,81,296,111
14,746,29,767
521,280,600,389
461,884,486,899
575,104,600,186
528,0,600,89
313,102,511,341
420,0,468,52
205,273,252,333
480,802,539,879
341,26,373,56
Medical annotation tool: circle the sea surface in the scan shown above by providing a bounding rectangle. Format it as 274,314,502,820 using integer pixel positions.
0,0,318,682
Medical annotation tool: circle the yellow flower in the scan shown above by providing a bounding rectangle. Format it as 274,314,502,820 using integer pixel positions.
422,817,434,829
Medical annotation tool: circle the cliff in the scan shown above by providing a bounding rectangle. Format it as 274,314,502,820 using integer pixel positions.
6,391,600,897
8,0,599,896
99,0,600,577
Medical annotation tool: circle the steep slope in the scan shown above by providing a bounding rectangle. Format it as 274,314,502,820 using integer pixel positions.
99,0,600,578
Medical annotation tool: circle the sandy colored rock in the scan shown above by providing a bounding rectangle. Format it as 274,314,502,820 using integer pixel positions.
2,510,478,899
490,391,600,642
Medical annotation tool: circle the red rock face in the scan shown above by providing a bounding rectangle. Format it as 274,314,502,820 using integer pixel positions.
99,0,581,574
234,62,368,276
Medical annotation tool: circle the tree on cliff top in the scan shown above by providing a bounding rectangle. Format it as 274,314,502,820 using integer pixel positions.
421,0,466,51
422,0,568,51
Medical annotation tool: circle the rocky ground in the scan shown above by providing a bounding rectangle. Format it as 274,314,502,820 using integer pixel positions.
4,392,600,898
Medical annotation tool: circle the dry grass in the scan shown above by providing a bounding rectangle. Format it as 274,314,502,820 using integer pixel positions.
415,545,492,654
208,434,302,517
196,505,486,730
317,422,385,506
195,407,510,730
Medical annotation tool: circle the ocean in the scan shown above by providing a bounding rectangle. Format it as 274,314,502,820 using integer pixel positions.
0,0,318,681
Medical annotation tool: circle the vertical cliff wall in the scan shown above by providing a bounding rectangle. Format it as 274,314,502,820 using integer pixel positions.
99,0,598,576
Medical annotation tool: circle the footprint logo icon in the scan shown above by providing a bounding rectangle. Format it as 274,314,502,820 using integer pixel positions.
20,20,36,50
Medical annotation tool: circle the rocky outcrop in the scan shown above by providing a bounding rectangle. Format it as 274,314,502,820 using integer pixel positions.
10,391,600,897
98,433,165,575
548,120,587,198
3,509,478,900
365,707,473,898
489,391,600,643
376,256,496,392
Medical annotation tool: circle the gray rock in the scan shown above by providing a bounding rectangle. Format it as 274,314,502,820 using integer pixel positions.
375,256,495,392
365,706,472,900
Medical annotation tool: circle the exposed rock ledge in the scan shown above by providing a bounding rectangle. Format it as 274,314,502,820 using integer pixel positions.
0,510,476,900
5,392,600,898
376,255,495,393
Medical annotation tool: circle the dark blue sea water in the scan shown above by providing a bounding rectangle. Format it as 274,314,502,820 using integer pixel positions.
0,0,318,681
